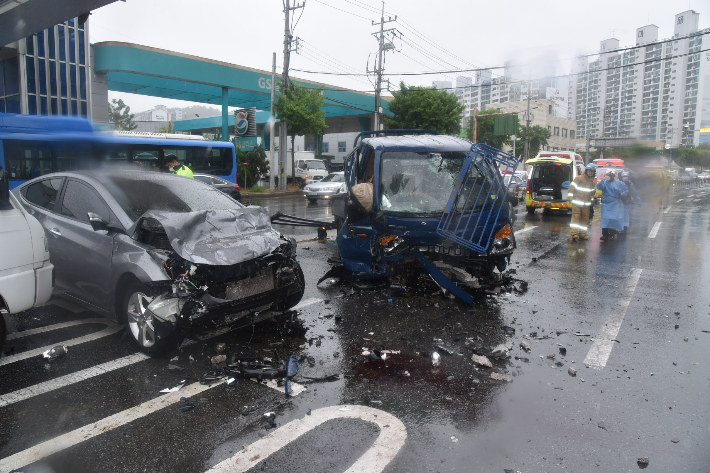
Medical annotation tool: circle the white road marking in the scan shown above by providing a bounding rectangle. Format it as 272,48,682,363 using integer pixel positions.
5,318,107,340
0,353,149,407
0,381,224,472
676,199,684,203
291,298,322,311
514,226,538,235
663,206,672,214
688,195,694,197
584,268,642,369
206,405,407,473
0,319,123,367
648,222,662,239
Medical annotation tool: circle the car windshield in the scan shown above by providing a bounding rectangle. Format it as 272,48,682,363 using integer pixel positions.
380,151,475,215
97,173,242,221
320,173,344,183
306,160,326,170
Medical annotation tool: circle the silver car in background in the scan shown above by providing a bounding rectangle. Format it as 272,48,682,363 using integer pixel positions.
13,170,305,355
303,171,345,203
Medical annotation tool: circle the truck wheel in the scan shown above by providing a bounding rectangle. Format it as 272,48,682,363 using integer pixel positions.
122,283,172,356
526,207,536,215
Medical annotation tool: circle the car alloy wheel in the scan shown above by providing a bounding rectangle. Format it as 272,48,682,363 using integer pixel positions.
126,290,156,348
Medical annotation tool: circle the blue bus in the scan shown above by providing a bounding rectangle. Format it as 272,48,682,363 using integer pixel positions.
0,113,237,190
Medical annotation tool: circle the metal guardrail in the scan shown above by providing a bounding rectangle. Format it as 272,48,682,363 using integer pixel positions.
437,143,519,253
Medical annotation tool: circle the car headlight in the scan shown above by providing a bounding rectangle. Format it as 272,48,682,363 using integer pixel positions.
490,225,514,254
340,184,346,193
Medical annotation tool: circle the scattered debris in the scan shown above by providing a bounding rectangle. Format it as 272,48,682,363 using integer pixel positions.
263,412,277,429
471,354,493,368
489,342,513,359
559,347,567,356
637,457,649,468
490,372,513,383
450,436,459,443
520,341,532,352
684,337,689,342
211,355,227,365
568,367,577,376
556,330,566,336
301,374,339,383
179,403,194,412
671,439,680,444
502,326,516,336
555,361,564,367
436,344,455,356
170,356,179,362
547,353,556,359
598,421,607,431
514,356,530,363
42,345,67,361
215,343,226,353
574,332,591,337
168,364,183,370
432,352,441,366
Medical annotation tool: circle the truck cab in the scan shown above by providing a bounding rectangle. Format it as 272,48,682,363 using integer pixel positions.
0,171,54,349
333,131,518,292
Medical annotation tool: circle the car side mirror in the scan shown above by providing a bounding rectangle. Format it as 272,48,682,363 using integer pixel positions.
0,170,11,210
88,212,109,231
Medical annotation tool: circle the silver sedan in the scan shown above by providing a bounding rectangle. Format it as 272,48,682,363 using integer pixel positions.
303,172,346,203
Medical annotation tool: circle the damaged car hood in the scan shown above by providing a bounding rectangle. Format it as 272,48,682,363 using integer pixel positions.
128,208,283,265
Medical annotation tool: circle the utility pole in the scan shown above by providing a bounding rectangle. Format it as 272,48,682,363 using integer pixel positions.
280,0,304,189
472,106,477,143
269,52,276,191
371,2,396,131
523,81,531,165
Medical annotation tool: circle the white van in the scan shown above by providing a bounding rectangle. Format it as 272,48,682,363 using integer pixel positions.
0,171,54,348
268,151,329,185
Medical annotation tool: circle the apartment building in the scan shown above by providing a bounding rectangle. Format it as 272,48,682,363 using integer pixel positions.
567,10,709,147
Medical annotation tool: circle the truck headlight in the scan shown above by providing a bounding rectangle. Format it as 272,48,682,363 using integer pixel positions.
491,225,514,253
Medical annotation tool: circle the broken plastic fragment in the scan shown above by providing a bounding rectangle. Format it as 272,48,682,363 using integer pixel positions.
215,343,226,353
471,354,493,368
211,355,227,365
490,372,513,383
161,380,186,393
568,367,577,376
432,352,441,366
42,345,67,361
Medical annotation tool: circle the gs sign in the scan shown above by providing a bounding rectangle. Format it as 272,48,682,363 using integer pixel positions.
258,77,273,90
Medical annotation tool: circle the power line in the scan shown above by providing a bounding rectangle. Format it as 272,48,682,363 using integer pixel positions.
310,0,371,20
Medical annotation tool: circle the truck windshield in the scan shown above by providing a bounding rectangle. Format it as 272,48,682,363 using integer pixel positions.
306,161,326,170
380,151,467,215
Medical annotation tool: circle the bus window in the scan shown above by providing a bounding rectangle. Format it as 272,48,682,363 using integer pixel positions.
55,141,98,172
163,146,232,175
3,140,53,179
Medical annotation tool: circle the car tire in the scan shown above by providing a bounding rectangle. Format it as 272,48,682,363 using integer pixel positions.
280,261,305,311
308,198,318,204
121,283,172,356
526,206,536,215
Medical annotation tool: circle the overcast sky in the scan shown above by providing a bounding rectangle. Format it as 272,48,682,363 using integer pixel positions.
89,0,709,113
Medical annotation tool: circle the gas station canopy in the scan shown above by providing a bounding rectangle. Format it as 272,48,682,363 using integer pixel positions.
93,42,388,135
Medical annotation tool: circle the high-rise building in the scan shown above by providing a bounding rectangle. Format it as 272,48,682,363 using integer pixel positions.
1,17,92,117
568,10,709,147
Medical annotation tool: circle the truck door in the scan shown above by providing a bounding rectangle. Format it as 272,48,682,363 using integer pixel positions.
437,143,518,253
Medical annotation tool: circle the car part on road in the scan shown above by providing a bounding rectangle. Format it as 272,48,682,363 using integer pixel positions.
42,345,67,361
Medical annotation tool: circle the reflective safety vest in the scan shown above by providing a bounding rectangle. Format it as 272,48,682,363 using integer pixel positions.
567,174,596,206
172,164,193,178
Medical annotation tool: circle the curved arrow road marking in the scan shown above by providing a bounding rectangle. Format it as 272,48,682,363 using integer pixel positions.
0,318,123,367
206,405,407,473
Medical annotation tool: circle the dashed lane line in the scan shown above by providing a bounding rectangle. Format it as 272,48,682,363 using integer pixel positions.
0,319,123,367
584,268,642,369
206,405,407,473
514,226,538,235
291,298,323,311
648,222,662,239
5,318,108,340
663,206,672,214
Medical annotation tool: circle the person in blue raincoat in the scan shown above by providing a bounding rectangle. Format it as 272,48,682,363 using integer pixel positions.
596,170,629,241
619,171,641,235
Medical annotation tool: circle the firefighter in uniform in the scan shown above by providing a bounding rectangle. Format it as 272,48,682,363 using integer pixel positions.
568,163,597,242
166,155,193,178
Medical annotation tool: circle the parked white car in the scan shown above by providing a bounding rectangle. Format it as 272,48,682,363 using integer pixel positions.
0,171,54,349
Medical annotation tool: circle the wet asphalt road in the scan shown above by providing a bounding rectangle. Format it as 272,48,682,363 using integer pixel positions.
1,185,709,473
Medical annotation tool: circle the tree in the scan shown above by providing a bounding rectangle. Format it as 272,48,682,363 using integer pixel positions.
465,108,512,149
108,99,137,131
512,125,551,160
156,122,175,133
385,82,464,134
234,143,270,188
274,81,327,180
